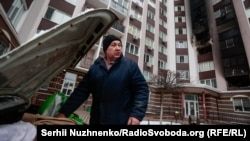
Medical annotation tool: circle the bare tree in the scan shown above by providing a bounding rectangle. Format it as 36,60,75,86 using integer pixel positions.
148,69,181,124
149,69,180,89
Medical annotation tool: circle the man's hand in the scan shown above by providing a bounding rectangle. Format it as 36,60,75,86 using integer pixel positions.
127,117,140,125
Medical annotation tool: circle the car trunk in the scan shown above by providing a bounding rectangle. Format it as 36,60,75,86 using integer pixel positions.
0,9,119,124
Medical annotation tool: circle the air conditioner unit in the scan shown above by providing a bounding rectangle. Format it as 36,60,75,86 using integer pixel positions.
162,39,167,42
146,62,151,67
130,15,134,19
148,46,152,50
133,35,138,41
135,2,139,8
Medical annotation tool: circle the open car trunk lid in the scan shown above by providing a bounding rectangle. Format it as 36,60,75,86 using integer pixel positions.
0,9,119,123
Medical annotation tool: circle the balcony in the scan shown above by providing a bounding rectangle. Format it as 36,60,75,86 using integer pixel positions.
110,0,128,19
111,22,125,33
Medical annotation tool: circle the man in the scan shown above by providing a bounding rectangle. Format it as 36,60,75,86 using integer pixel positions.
56,34,149,125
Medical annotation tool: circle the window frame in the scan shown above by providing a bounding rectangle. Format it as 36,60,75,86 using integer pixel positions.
233,97,250,112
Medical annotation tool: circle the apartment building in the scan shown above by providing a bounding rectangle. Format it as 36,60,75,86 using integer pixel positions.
0,0,250,124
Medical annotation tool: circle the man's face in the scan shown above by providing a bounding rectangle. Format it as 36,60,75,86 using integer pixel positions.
106,40,122,61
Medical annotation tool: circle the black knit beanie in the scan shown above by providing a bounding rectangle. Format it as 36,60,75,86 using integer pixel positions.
102,35,121,52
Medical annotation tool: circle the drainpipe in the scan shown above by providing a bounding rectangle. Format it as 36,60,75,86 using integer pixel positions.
216,98,219,120
160,89,163,125
202,91,207,121
181,90,184,120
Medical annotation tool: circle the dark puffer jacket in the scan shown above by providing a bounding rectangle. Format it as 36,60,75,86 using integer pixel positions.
59,55,149,125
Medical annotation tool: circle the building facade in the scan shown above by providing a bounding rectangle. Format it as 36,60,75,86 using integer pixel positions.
0,0,250,124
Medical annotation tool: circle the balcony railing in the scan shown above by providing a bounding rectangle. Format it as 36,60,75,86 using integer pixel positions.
112,22,125,33
207,111,250,125
146,106,250,125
